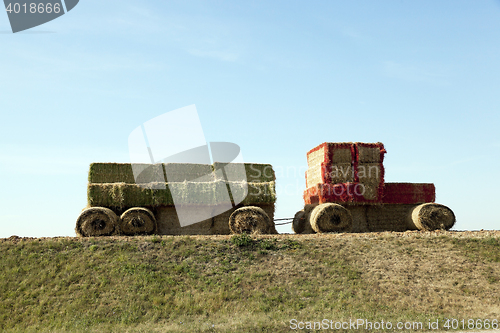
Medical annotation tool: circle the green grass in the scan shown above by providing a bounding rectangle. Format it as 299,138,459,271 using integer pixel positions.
1,233,500,332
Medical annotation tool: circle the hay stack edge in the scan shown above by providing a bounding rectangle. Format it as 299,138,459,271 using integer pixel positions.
293,142,455,234
76,163,277,237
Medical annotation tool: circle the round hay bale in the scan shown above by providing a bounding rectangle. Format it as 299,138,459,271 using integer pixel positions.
408,203,455,231
292,209,316,234
310,203,353,233
229,206,271,234
119,207,157,235
292,210,306,234
76,207,118,237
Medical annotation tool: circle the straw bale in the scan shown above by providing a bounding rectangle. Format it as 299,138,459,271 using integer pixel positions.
366,204,416,232
228,206,272,234
164,163,214,182
213,163,275,183
382,183,435,204
307,144,327,169
292,209,315,234
345,205,368,232
408,203,455,231
88,183,174,209
356,142,386,163
156,205,216,235
88,163,165,184
309,203,353,233
119,207,157,235
75,207,119,237
241,181,276,205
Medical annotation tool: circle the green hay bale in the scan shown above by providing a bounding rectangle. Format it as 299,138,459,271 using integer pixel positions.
88,183,174,209
241,181,276,205
88,163,165,184
213,163,275,183
164,163,214,182
88,180,276,210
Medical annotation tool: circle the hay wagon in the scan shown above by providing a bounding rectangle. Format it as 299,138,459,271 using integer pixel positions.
76,163,277,237
293,142,456,234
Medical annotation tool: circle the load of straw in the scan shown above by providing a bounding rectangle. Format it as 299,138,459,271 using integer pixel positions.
119,207,157,235
309,203,353,233
408,203,455,231
228,206,272,234
75,207,119,237
382,183,436,204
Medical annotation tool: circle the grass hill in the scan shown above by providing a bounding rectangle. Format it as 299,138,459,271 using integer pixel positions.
1,231,500,332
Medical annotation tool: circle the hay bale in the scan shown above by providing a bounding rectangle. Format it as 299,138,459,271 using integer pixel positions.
213,163,275,183
366,204,416,232
75,207,119,237
155,206,222,235
241,181,276,205
355,142,386,163
355,162,384,201
88,163,165,184
228,206,272,234
305,143,355,188
309,203,353,233
345,205,368,232
88,183,174,209
164,163,214,182
382,183,436,204
408,203,455,231
119,207,157,235
292,209,315,234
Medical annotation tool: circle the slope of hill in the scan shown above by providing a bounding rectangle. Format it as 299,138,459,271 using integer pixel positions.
1,231,500,332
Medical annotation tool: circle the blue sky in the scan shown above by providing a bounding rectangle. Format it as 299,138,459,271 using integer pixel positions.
1,0,500,237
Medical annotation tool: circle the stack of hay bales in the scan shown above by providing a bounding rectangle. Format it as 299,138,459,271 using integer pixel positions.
84,162,276,235
303,142,386,205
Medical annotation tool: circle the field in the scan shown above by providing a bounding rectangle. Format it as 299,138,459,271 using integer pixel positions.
1,231,500,332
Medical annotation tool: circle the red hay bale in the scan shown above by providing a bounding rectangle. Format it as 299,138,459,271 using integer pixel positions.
382,183,435,204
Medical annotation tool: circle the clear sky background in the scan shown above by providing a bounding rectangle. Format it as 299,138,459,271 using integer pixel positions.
1,0,500,238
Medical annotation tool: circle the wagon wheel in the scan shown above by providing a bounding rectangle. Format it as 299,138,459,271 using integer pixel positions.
76,207,118,237
309,203,353,233
229,206,271,234
119,207,157,235
409,203,455,231
292,210,306,234
292,210,315,234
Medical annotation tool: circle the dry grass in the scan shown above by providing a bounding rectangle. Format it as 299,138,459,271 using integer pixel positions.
1,231,500,332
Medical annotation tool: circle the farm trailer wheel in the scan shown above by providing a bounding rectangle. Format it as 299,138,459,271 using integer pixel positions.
310,203,353,233
119,207,157,236
229,206,276,234
76,207,119,237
